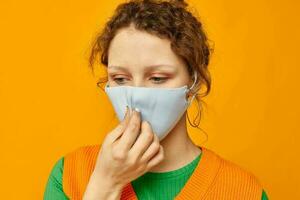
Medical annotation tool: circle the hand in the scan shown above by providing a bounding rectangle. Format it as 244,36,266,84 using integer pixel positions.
83,107,164,200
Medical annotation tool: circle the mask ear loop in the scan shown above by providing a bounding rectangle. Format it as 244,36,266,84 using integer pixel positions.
187,71,198,106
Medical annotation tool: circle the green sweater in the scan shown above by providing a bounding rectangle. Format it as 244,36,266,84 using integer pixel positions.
44,153,268,199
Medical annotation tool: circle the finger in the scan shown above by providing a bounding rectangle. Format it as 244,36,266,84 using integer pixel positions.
146,145,164,171
140,132,161,163
118,108,141,151
129,120,154,160
108,106,131,143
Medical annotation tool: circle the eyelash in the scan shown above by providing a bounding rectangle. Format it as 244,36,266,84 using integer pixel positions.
113,76,168,84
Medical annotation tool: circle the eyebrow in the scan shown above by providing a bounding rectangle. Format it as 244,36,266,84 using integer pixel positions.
108,64,177,72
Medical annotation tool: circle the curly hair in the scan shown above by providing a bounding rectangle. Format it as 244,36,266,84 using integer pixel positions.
88,0,214,132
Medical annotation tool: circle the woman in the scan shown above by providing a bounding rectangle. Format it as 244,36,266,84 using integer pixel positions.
44,0,268,199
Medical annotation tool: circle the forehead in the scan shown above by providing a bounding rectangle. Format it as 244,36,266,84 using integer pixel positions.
107,26,184,70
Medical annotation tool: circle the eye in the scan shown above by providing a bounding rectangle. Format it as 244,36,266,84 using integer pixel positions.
150,76,168,84
113,77,127,85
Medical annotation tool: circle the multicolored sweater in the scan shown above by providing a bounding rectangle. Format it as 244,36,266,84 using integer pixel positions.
44,145,268,199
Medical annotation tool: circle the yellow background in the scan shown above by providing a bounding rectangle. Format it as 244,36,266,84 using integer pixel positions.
0,0,299,199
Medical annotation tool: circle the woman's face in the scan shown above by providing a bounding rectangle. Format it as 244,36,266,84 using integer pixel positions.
107,25,192,89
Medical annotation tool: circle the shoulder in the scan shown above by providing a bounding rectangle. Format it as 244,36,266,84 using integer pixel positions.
202,147,264,198
221,155,262,186
63,144,102,175
61,144,103,199
205,148,263,185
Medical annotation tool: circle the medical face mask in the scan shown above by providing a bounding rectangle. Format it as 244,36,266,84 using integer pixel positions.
104,72,197,141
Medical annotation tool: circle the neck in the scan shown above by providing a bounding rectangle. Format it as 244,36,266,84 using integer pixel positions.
148,112,202,172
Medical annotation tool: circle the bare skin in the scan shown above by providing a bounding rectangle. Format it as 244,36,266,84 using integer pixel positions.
83,24,201,199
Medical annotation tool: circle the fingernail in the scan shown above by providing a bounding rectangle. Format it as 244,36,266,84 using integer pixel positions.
134,107,140,113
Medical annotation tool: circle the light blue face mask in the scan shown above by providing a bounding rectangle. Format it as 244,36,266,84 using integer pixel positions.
104,71,198,141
